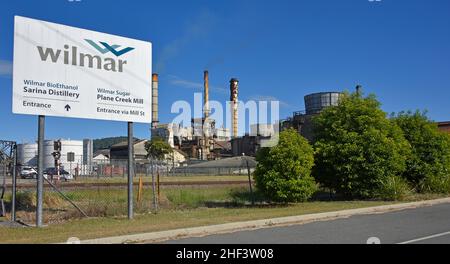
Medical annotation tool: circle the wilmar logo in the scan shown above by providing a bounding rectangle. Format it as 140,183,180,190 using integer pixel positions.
85,39,135,57
36,40,135,73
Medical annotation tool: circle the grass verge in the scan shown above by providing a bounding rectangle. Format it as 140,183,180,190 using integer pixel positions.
1,185,448,244
0,200,395,244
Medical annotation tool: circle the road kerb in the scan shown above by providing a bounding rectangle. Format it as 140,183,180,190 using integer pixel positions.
79,197,450,244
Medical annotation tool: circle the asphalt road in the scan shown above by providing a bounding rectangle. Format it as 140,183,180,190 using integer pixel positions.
167,203,450,244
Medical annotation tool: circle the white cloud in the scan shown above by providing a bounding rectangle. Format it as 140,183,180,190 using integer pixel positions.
155,10,216,73
249,95,294,109
0,60,13,77
167,74,228,95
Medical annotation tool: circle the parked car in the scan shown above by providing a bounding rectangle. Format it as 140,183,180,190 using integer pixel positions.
43,168,74,182
20,167,37,179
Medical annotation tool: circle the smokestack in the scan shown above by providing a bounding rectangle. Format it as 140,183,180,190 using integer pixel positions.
152,74,159,129
204,70,209,120
230,78,239,138
203,70,210,160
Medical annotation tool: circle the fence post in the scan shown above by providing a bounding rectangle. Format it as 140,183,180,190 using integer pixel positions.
151,158,157,211
246,160,255,206
157,169,160,203
36,115,45,227
11,144,17,221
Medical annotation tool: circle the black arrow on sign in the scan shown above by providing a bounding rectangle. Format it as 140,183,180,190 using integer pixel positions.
65,104,71,111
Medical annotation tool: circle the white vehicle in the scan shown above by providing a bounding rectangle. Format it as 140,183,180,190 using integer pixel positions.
43,168,74,182
20,167,37,179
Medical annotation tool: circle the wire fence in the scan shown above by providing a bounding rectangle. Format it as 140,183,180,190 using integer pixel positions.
1,157,256,225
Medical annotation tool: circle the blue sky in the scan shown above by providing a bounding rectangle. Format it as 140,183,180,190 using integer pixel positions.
1,0,450,143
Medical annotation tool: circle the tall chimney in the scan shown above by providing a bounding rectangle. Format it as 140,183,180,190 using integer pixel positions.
230,78,239,138
152,74,159,129
203,70,210,160
203,70,209,120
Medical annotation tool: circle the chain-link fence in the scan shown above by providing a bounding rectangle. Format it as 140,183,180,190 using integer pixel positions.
1,140,17,223
0,163,9,218
4,156,256,225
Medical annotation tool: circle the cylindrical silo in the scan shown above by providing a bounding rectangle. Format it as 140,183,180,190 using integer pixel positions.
43,140,83,174
83,139,93,173
17,143,38,166
304,92,342,115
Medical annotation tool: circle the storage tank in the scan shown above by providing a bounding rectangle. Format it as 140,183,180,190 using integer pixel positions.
83,139,93,173
304,92,342,115
43,140,83,174
17,143,38,166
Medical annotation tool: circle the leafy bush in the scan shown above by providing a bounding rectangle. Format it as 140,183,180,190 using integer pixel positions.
419,174,450,194
375,175,412,201
312,91,411,199
393,111,450,193
254,128,317,203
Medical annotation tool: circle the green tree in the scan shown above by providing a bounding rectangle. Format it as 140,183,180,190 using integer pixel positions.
254,128,317,203
393,111,450,193
312,91,411,199
145,137,173,160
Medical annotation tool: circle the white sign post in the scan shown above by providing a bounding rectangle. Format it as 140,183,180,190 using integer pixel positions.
12,16,152,224
13,16,152,123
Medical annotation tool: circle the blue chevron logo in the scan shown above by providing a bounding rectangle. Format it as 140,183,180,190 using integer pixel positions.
85,39,135,57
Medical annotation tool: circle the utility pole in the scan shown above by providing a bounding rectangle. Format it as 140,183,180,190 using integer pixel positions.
37,115,45,227
127,122,134,219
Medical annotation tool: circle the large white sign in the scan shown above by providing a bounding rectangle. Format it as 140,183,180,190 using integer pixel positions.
13,16,152,123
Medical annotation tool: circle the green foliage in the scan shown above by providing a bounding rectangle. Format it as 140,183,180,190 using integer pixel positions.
145,136,173,160
254,128,317,203
393,111,450,193
312,91,411,199
375,175,412,201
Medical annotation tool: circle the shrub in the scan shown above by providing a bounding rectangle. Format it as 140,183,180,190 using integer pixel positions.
313,91,411,199
254,128,317,203
419,174,450,194
375,175,412,201
393,111,450,193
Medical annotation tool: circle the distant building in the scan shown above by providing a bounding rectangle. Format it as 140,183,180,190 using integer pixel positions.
166,149,188,166
153,121,231,160
213,141,232,158
250,124,276,137
214,127,231,142
108,139,188,167
438,121,450,134
93,149,110,165
231,134,271,157
109,139,148,163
